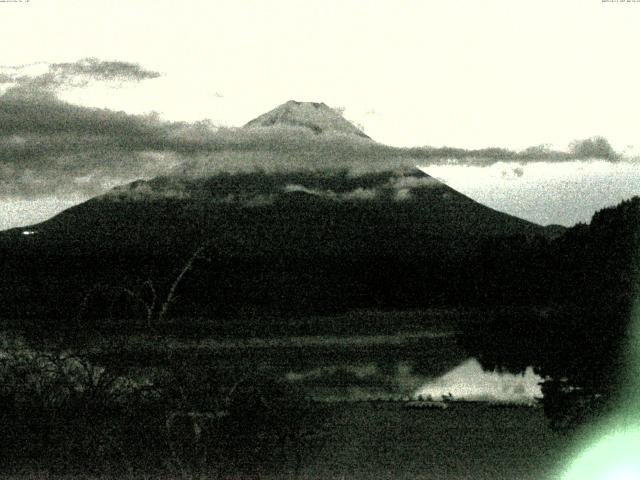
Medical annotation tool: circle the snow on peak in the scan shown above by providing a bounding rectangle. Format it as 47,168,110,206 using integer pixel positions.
244,100,370,139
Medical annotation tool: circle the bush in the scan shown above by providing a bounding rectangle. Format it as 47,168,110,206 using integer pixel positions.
569,136,618,160
160,366,329,477
0,342,166,474
0,342,328,477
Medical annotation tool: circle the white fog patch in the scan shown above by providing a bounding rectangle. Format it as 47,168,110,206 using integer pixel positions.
282,174,440,203
395,188,411,201
390,175,441,190
283,184,320,196
414,358,542,404
283,184,380,201
341,187,378,201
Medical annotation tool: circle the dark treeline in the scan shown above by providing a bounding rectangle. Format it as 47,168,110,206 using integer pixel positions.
462,197,640,428
2,194,635,361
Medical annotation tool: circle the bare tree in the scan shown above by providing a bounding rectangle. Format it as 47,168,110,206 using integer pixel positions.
72,241,214,332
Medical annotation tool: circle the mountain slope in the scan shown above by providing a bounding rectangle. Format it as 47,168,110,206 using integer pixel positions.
0,167,553,321
3,167,545,253
0,101,561,323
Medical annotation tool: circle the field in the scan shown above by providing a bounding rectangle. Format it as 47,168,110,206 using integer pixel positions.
1,402,574,480
285,402,570,480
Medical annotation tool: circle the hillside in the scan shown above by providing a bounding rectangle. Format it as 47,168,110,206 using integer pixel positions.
0,102,560,325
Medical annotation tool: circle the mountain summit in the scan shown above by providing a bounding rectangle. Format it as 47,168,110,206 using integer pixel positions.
244,100,370,139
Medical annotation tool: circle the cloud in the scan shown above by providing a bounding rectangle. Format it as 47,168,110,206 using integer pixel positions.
0,57,627,226
0,149,178,200
0,58,172,202
0,93,182,201
282,184,380,202
50,58,161,83
0,58,161,97
390,175,441,190
401,137,624,166
0,59,169,197
99,164,445,208
0,94,166,142
419,160,640,226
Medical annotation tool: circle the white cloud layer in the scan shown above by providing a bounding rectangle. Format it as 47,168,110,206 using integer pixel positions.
421,160,640,226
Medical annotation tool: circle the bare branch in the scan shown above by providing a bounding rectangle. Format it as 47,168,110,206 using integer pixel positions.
157,243,211,324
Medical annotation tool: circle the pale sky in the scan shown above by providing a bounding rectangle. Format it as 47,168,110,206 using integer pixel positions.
1,0,640,229
420,160,640,226
2,0,640,150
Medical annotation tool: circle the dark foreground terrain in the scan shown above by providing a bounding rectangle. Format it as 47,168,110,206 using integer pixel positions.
0,308,574,480
0,190,635,479
1,402,571,480
275,402,569,480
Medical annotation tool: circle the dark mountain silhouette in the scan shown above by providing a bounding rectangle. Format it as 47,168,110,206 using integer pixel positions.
3,168,547,251
0,168,554,323
0,101,562,328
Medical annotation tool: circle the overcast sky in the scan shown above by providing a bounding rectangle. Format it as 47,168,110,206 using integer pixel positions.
4,0,640,150
1,0,640,229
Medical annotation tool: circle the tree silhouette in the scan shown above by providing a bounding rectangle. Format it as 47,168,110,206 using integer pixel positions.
569,136,618,160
